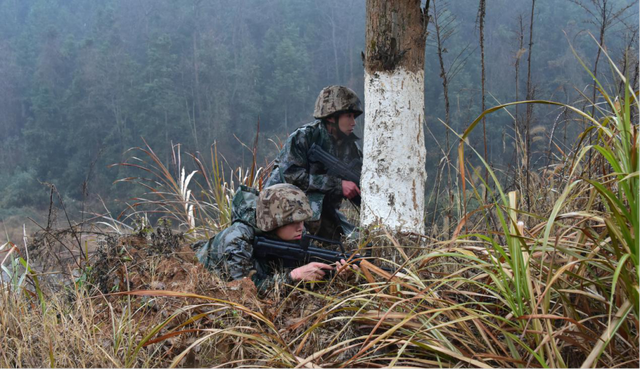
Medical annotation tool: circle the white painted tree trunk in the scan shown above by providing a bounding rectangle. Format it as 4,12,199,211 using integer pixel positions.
361,68,426,233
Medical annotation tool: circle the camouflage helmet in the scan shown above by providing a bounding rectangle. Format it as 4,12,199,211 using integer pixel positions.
256,184,313,232
313,85,363,119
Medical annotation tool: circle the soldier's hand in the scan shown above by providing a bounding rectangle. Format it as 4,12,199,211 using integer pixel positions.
342,180,360,199
290,262,334,281
335,259,359,276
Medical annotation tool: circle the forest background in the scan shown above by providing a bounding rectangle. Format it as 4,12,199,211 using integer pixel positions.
0,0,637,236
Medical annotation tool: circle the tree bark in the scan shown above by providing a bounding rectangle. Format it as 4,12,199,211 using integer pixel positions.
362,0,428,234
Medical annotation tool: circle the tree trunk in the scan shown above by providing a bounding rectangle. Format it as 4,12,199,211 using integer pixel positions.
514,15,524,201
432,0,453,237
524,0,536,212
361,0,428,234
478,0,488,199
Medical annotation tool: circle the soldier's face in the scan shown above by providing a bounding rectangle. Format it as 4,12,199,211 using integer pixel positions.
275,221,304,241
335,112,356,136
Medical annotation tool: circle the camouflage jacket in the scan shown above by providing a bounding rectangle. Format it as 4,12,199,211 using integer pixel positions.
195,186,293,291
266,120,362,221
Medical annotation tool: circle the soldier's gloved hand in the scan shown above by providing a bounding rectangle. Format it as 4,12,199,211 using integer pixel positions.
290,262,334,281
342,180,360,199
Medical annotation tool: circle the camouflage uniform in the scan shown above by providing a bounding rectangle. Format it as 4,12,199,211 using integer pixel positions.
195,184,313,291
266,85,363,240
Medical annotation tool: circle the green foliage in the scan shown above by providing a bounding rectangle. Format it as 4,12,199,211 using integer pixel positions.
0,0,371,211
261,25,313,132
0,168,48,208
1,241,46,311
2,0,635,217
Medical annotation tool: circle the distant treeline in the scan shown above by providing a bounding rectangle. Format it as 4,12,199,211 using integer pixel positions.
0,0,636,216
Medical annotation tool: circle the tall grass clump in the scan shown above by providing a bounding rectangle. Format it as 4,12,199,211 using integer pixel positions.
111,138,265,241
0,273,177,367
448,40,638,367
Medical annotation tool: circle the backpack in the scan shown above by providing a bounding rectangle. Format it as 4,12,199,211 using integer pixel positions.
193,185,260,268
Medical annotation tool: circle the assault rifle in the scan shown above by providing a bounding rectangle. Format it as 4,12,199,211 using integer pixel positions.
253,234,397,275
308,143,362,207
253,234,358,267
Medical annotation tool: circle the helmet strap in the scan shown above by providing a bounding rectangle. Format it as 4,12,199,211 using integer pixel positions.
324,114,349,141
324,119,337,136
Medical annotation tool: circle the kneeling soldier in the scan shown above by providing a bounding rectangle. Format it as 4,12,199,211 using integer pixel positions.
266,85,363,241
